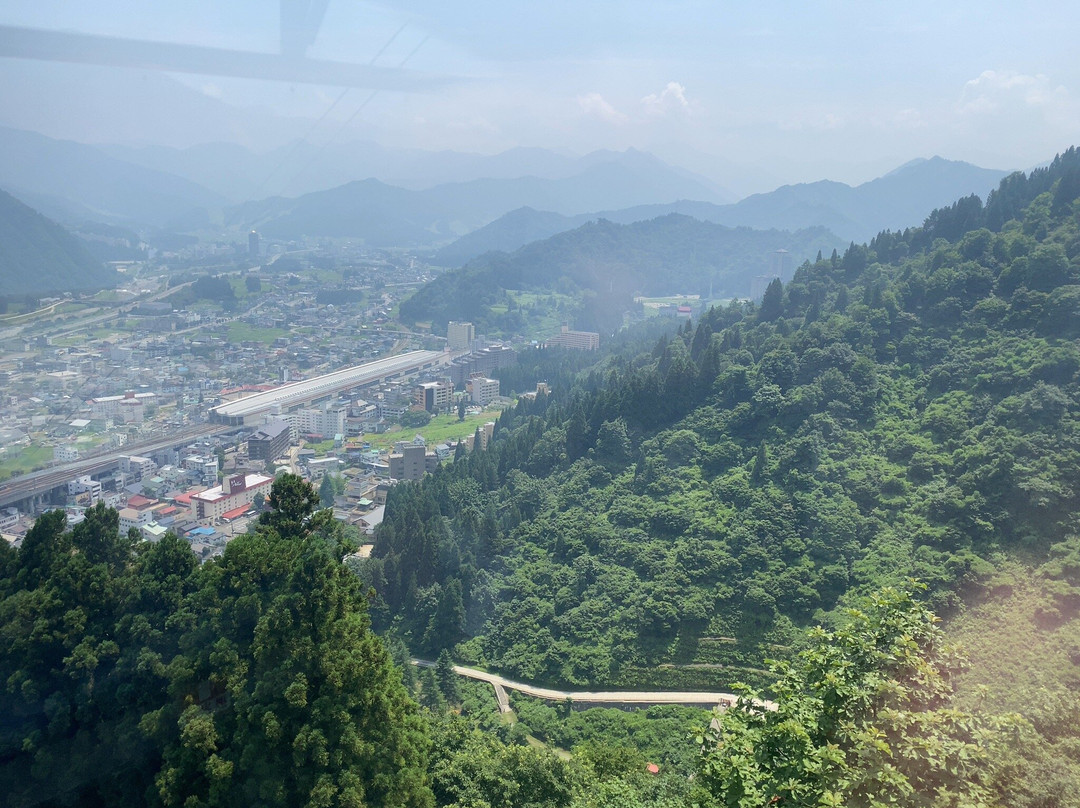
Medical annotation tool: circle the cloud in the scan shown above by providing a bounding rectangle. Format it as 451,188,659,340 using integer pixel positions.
577,92,628,124
958,70,1069,116
641,81,692,116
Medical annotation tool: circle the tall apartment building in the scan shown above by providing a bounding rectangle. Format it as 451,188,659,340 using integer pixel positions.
54,445,79,463
446,321,475,350
121,455,156,481
449,345,517,387
288,401,347,438
466,376,500,406
416,380,454,412
68,475,102,504
389,444,439,481
546,325,600,351
247,419,292,462
770,248,793,280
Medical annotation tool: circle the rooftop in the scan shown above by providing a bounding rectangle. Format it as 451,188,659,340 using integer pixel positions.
192,474,272,503
221,504,253,520
211,351,445,420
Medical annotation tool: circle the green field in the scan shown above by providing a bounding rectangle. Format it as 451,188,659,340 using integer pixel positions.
0,444,54,482
363,409,503,450
227,322,289,344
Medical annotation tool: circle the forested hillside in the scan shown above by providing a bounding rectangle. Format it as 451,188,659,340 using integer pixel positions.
401,216,841,334
0,189,117,296
8,149,1080,806
371,147,1080,708
0,476,733,808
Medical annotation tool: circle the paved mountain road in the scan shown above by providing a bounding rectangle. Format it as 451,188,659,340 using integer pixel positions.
412,659,775,713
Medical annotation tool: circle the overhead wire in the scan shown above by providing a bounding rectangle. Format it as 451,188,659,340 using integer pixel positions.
253,22,409,197
280,34,430,195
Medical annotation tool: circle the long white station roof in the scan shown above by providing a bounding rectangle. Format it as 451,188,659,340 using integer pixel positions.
212,350,446,419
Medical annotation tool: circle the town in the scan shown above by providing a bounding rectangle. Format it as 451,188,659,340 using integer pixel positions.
0,236,606,559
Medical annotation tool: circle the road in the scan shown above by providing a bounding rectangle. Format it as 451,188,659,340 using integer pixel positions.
0,280,196,342
286,440,305,475
412,659,775,714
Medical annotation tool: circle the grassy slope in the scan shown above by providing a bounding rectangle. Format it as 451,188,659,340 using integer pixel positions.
947,569,1080,807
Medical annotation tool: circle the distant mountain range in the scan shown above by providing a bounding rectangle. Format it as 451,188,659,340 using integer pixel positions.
100,141,736,203
0,189,117,296
0,125,1016,258
433,157,1011,265
0,127,226,230
401,214,844,334
223,153,729,244
0,126,732,238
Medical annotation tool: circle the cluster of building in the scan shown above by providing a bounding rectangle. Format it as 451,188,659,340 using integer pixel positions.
545,325,601,351
385,422,494,482
0,244,583,556
53,455,274,558
0,247,433,478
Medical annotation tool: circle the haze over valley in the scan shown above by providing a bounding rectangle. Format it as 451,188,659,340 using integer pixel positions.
2,4,1080,807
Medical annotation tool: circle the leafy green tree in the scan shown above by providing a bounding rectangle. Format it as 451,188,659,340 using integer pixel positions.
71,500,126,568
418,667,447,713
262,472,323,537
698,587,1004,807
593,418,631,469
428,715,581,808
402,409,432,428
424,578,465,654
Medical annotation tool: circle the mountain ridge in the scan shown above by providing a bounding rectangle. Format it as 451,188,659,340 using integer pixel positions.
0,188,118,296
0,127,226,230
401,213,843,334
433,156,1010,265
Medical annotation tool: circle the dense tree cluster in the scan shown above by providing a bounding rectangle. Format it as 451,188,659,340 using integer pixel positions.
0,477,430,808
0,478,710,808
400,215,840,334
699,587,1007,807
166,274,238,309
368,149,1080,701
9,149,1080,806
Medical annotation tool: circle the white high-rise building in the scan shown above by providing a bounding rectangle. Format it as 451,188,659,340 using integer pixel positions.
287,401,347,438
447,321,476,351
467,377,500,406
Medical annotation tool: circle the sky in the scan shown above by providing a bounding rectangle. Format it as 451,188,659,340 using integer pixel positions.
0,0,1078,190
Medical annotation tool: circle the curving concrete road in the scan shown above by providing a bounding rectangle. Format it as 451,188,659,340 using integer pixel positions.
412,658,775,713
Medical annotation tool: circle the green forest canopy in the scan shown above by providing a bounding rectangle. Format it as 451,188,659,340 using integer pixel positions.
400,215,841,335
9,147,1080,806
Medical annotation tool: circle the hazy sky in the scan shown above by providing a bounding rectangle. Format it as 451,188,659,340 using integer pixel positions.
2,1,1078,187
